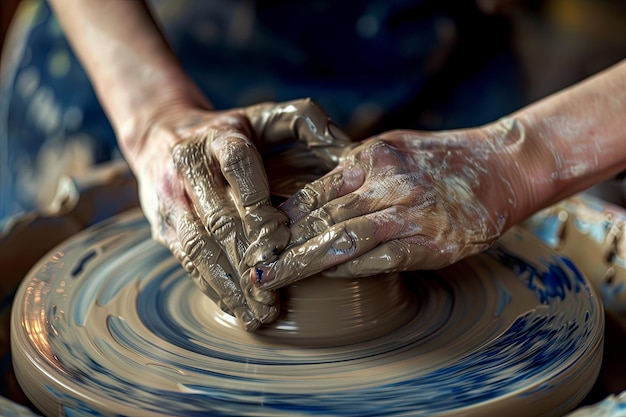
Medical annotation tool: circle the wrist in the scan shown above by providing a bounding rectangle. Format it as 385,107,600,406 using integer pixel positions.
479,117,546,229
508,61,626,214
115,81,212,164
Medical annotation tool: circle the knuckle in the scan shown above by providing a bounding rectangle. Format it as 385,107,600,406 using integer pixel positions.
366,138,393,154
313,206,336,228
297,183,321,206
172,142,192,165
241,188,267,207
172,141,202,172
356,138,403,168
245,207,289,238
181,232,207,262
184,260,202,281
207,213,237,240
219,137,254,170
167,241,184,262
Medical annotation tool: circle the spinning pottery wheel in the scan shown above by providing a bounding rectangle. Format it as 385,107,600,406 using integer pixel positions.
11,209,603,416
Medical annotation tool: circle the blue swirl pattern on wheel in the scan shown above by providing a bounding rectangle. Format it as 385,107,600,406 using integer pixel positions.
11,210,603,417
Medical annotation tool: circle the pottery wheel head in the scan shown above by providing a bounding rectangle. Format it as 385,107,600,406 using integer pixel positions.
10,208,603,417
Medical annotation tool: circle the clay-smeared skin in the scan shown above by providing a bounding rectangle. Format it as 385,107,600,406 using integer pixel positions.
134,99,350,330
252,63,626,289
254,121,528,288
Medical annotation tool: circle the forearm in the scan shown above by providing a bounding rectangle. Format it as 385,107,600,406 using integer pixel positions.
48,0,210,157
505,60,626,224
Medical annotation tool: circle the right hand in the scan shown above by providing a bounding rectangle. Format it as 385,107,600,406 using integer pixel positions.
252,119,533,289
126,98,351,331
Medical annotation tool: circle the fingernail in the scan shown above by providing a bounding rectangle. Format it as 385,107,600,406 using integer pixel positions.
254,267,264,283
251,264,275,286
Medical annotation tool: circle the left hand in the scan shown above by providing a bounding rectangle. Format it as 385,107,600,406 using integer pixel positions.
252,121,532,289
129,98,350,330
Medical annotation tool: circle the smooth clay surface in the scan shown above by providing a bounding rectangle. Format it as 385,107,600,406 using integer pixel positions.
253,272,417,347
11,209,604,416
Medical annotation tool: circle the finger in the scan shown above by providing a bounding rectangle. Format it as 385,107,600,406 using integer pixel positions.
252,204,397,288
169,240,231,314
173,209,279,330
284,165,417,245
240,265,280,312
279,171,347,224
173,139,247,269
173,136,281,312
253,204,452,289
281,138,411,224
244,98,353,166
169,208,258,330
286,172,415,245
251,217,377,289
288,192,362,246
322,240,451,278
211,130,270,208
279,155,370,223
210,131,291,267
240,202,290,268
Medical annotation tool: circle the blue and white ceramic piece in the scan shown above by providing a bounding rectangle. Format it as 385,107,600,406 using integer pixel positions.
525,193,626,331
11,209,604,416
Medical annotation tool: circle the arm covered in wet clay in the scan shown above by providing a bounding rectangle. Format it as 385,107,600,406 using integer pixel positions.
254,60,626,288
47,0,350,330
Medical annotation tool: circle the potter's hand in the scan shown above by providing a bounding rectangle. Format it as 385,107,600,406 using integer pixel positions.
254,121,531,288
132,98,350,330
